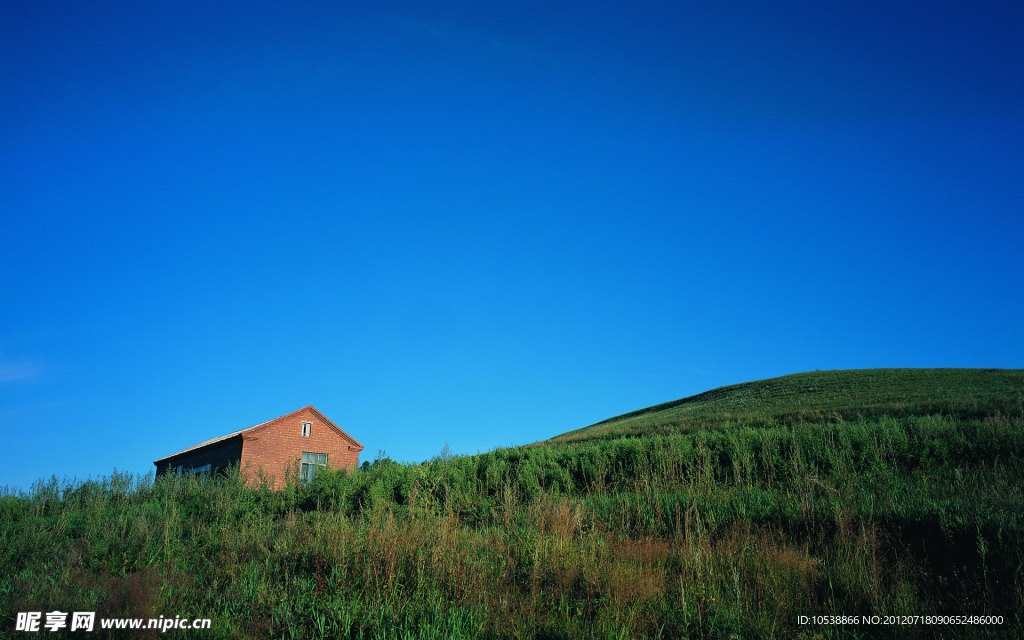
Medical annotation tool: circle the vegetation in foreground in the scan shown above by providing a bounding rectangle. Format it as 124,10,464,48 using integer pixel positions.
1,369,1023,639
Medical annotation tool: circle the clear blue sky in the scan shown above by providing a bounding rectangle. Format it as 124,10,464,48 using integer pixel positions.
2,1,1022,490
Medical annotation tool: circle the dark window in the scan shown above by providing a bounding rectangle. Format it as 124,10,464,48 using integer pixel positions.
300,452,327,482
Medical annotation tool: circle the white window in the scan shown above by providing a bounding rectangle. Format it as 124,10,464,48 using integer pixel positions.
300,452,327,482
301,421,312,437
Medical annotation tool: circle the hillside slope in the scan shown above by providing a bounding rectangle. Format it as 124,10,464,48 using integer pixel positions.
4,367,1023,638
549,368,1024,443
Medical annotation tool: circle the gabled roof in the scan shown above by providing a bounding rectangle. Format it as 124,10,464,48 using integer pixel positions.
153,405,364,464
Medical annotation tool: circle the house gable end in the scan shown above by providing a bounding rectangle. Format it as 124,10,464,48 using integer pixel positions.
154,405,362,488
240,405,364,451
237,406,362,486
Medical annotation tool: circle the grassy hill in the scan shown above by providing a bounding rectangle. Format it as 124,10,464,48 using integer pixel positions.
2,368,1022,638
549,368,1024,443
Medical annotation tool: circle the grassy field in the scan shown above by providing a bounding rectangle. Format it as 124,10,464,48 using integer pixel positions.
548,368,1024,443
1,368,1022,638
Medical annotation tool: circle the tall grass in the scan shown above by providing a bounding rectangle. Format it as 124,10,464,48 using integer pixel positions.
2,411,1022,638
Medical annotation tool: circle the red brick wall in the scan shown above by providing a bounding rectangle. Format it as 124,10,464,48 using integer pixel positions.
239,407,361,487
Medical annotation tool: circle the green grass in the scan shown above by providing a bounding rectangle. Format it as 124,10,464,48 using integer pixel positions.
1,368,1022,638
547,368,1024,443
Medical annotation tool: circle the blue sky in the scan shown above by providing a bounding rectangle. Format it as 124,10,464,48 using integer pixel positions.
2,1,1022,490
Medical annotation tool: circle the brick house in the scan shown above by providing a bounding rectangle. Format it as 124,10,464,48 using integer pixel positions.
153,405,364,487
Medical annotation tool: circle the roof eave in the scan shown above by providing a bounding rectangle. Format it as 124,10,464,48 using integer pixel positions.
153,433,245,465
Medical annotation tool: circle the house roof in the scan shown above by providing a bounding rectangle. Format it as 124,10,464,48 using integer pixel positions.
153,405,364,465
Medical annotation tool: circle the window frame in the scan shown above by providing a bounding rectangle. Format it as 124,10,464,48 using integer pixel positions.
301,421,312,437
300,451,328,482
